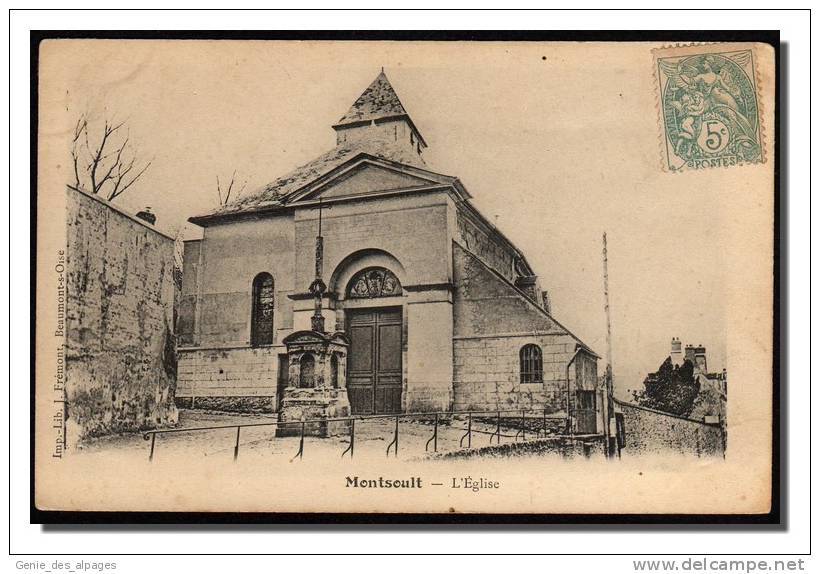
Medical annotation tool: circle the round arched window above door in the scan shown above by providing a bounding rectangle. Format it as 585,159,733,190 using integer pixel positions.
346,267,402,299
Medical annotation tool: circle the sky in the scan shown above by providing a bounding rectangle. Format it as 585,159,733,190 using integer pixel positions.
39,40,732,394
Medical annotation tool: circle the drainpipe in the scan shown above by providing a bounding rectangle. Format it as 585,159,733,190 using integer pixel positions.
565,345,583,435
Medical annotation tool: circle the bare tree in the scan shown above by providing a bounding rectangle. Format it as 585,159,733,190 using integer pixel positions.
71,114,152,201
216,170,247,207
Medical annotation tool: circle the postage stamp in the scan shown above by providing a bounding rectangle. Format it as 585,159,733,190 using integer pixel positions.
654,43,765,172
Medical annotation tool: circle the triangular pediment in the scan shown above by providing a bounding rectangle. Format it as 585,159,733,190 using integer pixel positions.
290,159,445,203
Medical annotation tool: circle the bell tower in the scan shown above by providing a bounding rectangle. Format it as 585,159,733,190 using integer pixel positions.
332,70,427,158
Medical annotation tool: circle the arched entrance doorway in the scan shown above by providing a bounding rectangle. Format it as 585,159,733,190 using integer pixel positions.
344,267,403,414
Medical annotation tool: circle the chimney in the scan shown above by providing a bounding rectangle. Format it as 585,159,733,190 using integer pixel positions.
693,345,707,374
684,343,707,373
670,337,683,366
136,207,156,225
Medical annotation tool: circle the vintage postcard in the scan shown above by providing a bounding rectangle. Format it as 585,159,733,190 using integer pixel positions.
33,37,777,519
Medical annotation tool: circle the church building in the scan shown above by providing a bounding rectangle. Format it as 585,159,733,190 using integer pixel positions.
176,71,600,426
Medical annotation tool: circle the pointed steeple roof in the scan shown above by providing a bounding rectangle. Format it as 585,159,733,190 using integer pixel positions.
336,70,407,125
333,70,427,147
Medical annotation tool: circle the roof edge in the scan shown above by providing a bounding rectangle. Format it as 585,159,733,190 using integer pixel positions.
189,183,458,227
67,185,175,241
453,240,599,358
453,196,535,277
190,152,464,225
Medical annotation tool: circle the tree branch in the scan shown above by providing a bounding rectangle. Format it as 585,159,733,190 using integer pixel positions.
223,169,237,205
70,116,87,190
70,113,150,201
216,175,223,207
216,169,248,207
108,159,151,201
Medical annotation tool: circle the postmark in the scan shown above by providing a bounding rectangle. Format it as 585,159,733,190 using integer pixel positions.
654,43,764,172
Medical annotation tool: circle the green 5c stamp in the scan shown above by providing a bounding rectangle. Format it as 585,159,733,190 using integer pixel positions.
655,44,764,171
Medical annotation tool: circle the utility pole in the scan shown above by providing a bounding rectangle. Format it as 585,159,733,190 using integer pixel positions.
602,232,616,458
603,233,614,381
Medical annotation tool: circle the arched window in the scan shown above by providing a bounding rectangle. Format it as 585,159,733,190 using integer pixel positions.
299,354,315,388
520,344,543,384
347,267,402,299
251,273,274,346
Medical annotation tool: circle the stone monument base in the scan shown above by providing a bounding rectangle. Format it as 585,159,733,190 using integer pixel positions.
276,387,351,437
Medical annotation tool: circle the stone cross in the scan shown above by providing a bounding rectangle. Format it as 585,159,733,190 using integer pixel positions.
309,198,327,333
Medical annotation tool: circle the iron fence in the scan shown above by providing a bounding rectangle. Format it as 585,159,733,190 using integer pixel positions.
142,407,599,462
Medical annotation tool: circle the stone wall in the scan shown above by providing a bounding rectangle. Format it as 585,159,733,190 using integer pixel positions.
182,215,296,348
455,210,516,283
176,346,281,411
430,435,607,460
178,192,454,411
452,242,599,414
404,296,453,412
295,193,451,291
616,399,725,457
65,186,178,446
454,336,568,412
176,239,200,345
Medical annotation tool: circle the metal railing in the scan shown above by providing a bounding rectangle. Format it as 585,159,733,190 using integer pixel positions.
142,407,596,462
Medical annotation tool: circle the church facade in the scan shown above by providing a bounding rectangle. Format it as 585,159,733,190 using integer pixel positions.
176,71,600,426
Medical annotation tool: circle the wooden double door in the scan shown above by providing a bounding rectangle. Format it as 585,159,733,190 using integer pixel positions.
346,307,402,414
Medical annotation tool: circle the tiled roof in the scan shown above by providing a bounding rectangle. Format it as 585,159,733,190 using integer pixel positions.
193,71,431,221
207,139,429,217
335,71,408,126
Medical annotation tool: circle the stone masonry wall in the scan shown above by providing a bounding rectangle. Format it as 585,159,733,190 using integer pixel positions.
295,193,451,291
455,210,516,283
65,186,178,447
454,335,570,413
176,239,199,346
177,193,450,410
452,242,598,414
176,347,280,412
194,215,296,348
616,399,725,457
